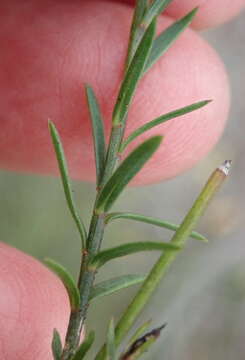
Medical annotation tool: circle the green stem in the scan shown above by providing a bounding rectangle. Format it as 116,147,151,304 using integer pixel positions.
60,105,127,360
61,213,105,360
101,124,124,186
95,161,231,360
58,2,202,358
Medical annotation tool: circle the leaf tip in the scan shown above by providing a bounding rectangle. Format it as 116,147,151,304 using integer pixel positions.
43,257,52,265
218,160,232,176
51,328,63,360
84,83,91,92
48,119,54,130
190,7,199,16
48,120,58,139
152,135,164,147
201,236,209,243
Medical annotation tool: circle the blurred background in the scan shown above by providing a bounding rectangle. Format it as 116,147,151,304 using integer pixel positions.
1,10,245,359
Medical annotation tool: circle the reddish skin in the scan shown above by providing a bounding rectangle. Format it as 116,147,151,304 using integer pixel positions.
165,0,245,30
0,0,242,359
0,0,230,185
0,243,70,360
122,0,245,30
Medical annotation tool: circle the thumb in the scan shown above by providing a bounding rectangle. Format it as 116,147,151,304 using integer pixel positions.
0,243,70,360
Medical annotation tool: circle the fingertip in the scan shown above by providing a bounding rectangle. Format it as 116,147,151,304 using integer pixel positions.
118,0,245,29
0,0,230,185
165,0,245,30
0,243,70,359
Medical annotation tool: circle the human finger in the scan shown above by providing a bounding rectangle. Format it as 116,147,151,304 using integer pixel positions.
117,0,245,30
0,0,229,185
0,243,70,359
165,0,245,30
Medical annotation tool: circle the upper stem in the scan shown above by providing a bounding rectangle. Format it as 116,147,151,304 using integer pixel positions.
95,161,231,360
100,124,124,186
60,121,127,360
59,3,156,356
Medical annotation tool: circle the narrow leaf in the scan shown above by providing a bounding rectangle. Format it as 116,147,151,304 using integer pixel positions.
112,19,156,125
141,0,173,27
107,319,116,360
120,324,166,360
48,121,87,248
96,136,163,212
105,212,207,242
89,241,180,270
71,331,95,360
85,85,106,185
52,329,62,360
126,0,149,67
90,275,146,301
127,320,152,348
131,0,148,29
119,100,211,152
44,258,80,311
112,162,232,351
144,8,198,74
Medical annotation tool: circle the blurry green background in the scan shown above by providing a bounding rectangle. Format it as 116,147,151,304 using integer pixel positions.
1,11,245,359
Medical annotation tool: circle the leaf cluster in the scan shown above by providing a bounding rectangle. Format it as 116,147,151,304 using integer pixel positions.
45,1,223,360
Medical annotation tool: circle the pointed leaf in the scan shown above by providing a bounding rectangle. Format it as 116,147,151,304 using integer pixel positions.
107,319,116,360
141,0,173,28
120,324,166,360
132,0,148,28
144,8,198,74
90,275,146,301
119,100,211,152
105,212,207,242
48,121,87,247
126,0,149,67
128,320,152,348
71,331,95,360
85,85,106,185
96,136,163,212
112,19,156,125
52,329,62,360
44,258,80,311
89,241,180,270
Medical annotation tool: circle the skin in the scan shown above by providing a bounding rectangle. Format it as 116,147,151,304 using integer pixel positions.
0,0,231,185
0,1,243,358
165,0,245,30
123,0,245,29
0,243,70,359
